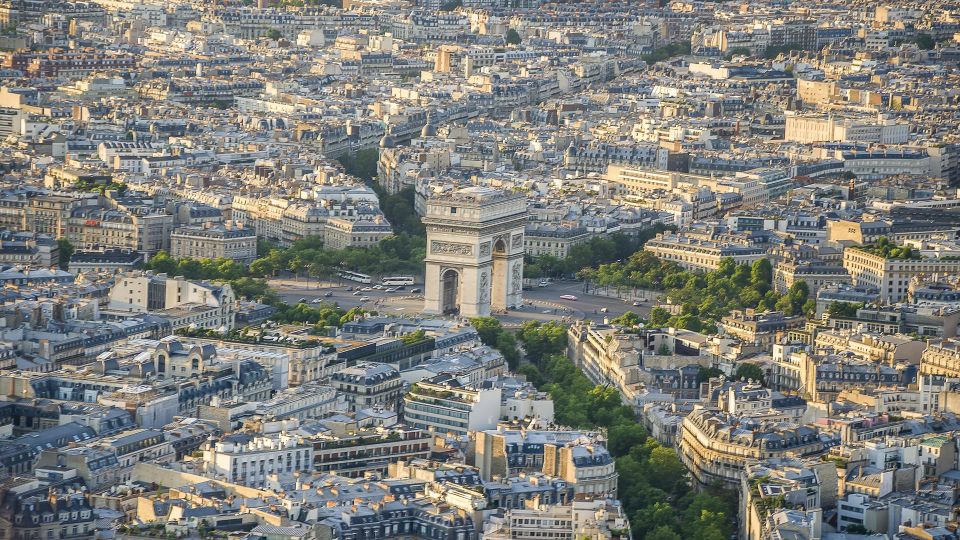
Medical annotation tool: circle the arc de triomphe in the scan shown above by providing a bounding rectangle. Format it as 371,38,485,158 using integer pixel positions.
422,187,526,317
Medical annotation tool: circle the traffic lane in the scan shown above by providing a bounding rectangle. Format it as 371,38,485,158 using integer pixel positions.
270,279,653,319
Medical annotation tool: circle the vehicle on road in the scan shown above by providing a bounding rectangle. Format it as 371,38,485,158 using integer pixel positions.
382,276,415,286
632,301,641,306
353,291,362,296
359,296,370,302
361,287,373,292
346,286,354,292
559,294,578,301
339,270,372,284
386,287,397,293
372,284,384,290
600,307,609,313
538,281,549,287
311,298,323,304
298,297,307,303
323,292,333,297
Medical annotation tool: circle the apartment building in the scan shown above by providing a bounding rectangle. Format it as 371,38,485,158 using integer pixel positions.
107,273,236,331
402,376,501,435
842,246,960,303
644,231,768,271
311,427,431,477
920,338,960,378
719,310,804,349
170,222,258,265
329,362,404,412
202,430,314,487
678,407,822,486
784,112,909,145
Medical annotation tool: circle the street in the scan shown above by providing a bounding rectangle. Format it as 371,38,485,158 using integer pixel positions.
267,277,653,327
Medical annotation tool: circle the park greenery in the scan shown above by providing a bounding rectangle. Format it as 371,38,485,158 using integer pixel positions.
523,224,675,279
642,42,691,64
468,317,521,370
249,234,426,279
580,253,813,333
520,326,735,539
141,251,371,328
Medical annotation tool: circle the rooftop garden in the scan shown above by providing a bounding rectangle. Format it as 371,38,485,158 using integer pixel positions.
856,237,921,260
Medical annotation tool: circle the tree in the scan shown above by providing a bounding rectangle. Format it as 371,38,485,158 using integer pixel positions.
470,317,503,346
338,148,379,183
57,238,74,270
266,28,282,40
750,259,772,289
915,33,935,50
648,307,671,327
517,321,567,364
611,311,641,327
827,301,862,318
648,445,688,492
697,366,724,383
505,28,521,45
735,363,765,385
645,526,682,540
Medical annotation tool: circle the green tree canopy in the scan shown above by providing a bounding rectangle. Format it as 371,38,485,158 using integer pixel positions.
735,363,765,385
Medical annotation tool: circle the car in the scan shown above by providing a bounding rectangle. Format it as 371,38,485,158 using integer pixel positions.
353,291,362,296
324,292,334,297
359,296,370,302
386,287,397,293
397,285,406,290
632,301,641,307
600,307,609,313
298,297,307,303
346,286,354,292
538,281,549,287
361,287,373,292
410,288,422,293
311,298,323,304
372,284,384,290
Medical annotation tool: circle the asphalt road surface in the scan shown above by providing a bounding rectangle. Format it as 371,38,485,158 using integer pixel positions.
268,277,653,326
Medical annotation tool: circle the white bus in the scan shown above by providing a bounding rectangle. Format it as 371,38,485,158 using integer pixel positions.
382,276,415,286
339,270,372,284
